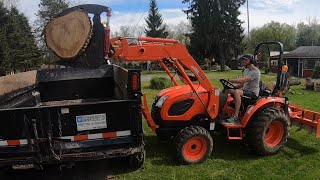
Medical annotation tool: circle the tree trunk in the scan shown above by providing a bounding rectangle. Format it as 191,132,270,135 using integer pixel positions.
45,10,92,60
219,46,225,71
0,70,37,96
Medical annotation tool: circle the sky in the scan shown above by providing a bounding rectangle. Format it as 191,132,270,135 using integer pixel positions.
17,0,320,33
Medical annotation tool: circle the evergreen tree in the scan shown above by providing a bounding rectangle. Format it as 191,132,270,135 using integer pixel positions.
16,9,43,71
0,2,42,75
145,0,168,38
183,0,245,70
4,7,42,73
35,0,69,64
0,1,9,75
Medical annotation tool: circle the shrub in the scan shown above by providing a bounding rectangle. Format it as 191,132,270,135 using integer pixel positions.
264,68,270,74
149,77,172,90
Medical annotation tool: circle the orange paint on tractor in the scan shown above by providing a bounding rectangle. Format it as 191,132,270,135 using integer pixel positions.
241,97,285,127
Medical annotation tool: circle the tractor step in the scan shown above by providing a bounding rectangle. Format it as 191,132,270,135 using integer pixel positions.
220,122,243,140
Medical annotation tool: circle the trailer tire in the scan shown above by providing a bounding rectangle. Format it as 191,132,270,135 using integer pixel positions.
129,150,145,169
245,107,290,155
174,126,213,165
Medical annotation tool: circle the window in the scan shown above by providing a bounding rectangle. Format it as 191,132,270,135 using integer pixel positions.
271,60,278,66
304,59,316,69
316,60,320,66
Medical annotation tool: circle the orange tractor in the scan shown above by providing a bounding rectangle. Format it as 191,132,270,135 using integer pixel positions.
49,4,320,165
109,36,298,164
110,34,320,164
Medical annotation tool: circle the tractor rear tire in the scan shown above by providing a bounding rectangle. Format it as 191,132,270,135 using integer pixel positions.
174,126,213,165
245,107,290,155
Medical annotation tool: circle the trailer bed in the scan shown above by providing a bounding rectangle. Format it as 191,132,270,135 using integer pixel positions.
0,65,144,169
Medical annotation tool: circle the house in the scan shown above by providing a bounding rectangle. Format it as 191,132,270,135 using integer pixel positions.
269,51,288,73
269,46,320,77
228,55,243,70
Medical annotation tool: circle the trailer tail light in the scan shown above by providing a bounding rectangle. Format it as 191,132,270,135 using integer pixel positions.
132,72,140,91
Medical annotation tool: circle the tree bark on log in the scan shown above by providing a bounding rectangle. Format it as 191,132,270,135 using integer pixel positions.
288,77,301,86
305,78,314,90
314,80,320,92
45,10,92,60
0,71,37,96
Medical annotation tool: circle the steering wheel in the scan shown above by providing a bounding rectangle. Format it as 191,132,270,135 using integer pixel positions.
220,79,236,89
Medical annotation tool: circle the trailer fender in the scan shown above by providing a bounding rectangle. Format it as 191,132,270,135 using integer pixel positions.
241,97,286,128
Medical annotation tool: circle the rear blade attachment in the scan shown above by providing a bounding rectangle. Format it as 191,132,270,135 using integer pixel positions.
289,102,320,138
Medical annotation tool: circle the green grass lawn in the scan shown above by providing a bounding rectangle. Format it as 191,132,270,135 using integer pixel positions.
119,70,320,180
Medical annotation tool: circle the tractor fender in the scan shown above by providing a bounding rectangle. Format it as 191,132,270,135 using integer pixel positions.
241,97,286,128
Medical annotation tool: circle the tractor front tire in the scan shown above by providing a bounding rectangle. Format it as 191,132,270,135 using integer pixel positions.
174,126,213,165
245,107,290,155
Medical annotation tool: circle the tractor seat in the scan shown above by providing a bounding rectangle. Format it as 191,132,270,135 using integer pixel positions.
259,80,272,97
241,95,258,107
241,81,269,106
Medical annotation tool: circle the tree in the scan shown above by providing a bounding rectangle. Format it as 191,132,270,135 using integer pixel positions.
0,1,42,75
1,0,19,9
248,21,296,51
247,21,296,52
112,25,145,38
0,1,9,75
183,0,245,70
34,0,69,64
167,21,191,45
145,0,168,38
245,21,296,68
5,8,42,73
14,9,43,71
296,17,320,46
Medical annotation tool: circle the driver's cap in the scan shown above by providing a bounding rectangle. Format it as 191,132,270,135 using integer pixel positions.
240,54,254,61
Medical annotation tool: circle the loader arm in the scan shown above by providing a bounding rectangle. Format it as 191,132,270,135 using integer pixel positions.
109,37,220,120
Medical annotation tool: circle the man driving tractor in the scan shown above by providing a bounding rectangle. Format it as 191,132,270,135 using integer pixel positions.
224,54,261,123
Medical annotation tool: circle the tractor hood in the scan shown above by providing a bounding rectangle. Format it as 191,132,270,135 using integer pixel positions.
157,85,207,98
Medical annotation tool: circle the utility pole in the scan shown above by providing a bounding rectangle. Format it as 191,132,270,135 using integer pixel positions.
247,0,250,38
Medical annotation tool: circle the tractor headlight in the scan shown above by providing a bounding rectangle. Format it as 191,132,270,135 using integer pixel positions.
156,96,168,108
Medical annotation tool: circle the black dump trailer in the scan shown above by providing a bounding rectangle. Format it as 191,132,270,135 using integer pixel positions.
0,65,144,170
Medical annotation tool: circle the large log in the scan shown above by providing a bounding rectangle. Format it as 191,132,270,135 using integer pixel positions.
305,78,314,90
288,77,301,86
0,71,37,96
265,81,275,92
45,10,92,60
314,80,320,92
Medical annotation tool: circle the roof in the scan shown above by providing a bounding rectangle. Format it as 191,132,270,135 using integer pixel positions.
270,51,289,57
282,46,320,58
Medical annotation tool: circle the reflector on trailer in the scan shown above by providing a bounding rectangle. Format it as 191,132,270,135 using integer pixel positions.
132,72,139,91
